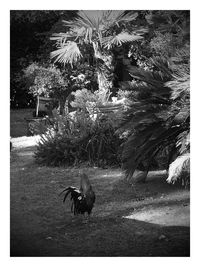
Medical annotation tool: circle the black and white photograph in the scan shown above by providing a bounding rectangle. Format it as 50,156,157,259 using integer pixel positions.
9,8,190,257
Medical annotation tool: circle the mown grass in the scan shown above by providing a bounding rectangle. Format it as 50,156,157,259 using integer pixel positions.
10,141,190,256
10,109,34,137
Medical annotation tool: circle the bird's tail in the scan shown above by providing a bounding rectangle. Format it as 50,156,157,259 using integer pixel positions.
59,186,81,203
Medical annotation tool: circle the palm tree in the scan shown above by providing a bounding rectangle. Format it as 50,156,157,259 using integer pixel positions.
50,10,147,101
119,44,190,183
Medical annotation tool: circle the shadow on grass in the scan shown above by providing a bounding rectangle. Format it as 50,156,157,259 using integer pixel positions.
11,214,190,257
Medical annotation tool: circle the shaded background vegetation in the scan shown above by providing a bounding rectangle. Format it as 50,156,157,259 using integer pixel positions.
10,10,190,185
10,10,77,108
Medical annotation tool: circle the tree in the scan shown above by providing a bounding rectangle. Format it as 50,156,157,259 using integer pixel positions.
50,10,147,100
119,44,190,182
10,10,77,108
114,10,190,183
23,61,98,114
126,10,190,72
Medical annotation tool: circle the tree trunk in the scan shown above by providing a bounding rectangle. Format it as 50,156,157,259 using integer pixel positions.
97,72,112,102
92,42,113,102
59,99,65,115
59,98,69,115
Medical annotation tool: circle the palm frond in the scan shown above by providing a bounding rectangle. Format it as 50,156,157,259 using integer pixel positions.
119,65,173,134
166,153,190,186
170,44,190,64
102,10,138,28
176,131,190,154
51,10,148,64
123,124,182,179
118,53,190,180
50,32,74,42
102,32,143,49
63,11,145,43
128,60,172,88
50,41,82,65
63,10,105,38
63,11,97,28
166,72,190,101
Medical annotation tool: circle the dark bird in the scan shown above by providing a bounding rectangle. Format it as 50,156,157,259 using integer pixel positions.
60,173,95,217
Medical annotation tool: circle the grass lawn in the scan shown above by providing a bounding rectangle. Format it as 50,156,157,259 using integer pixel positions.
10,109,34,137
10,137,190,256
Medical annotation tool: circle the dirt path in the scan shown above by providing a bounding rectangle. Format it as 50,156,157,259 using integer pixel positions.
10,139,190,256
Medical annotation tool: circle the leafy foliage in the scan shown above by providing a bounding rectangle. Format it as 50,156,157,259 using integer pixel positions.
166,153,190,188
70,88,112,112
10,10,77,108
50,10,148,99
23,63,65,97
35,111,123,167
127,11,190,72
23,61,98,114
50,10,147,64
35,84,124,167
149,32,174,57
119,44,190,180
51,41,82,65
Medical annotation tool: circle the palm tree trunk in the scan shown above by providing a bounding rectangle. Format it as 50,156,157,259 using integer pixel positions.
92,42,113,102
97,72,112,101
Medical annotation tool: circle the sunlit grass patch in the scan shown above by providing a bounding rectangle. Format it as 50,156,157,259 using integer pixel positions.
11,135,41,149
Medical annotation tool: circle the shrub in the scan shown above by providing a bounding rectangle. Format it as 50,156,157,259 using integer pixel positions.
35,111,123,167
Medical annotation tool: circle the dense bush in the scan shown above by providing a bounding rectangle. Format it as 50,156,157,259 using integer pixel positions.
35,110,123,167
